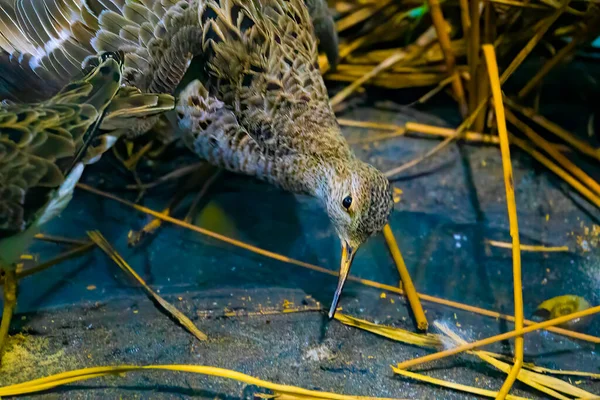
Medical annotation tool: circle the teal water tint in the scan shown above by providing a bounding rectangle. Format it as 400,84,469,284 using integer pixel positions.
13,56,600,344
17,134,600,338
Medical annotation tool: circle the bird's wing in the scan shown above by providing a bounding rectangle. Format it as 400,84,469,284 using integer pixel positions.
0,49,173,243
82,85,175,159
304,0,338,69
0,0,338,101
176,79,253,164
89,0,199,94
0,52,123,237
0,0,194,102
0,0,97,101
197,0,338,157
101,86,175,130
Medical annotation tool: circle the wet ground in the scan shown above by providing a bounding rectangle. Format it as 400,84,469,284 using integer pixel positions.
1,58,600,398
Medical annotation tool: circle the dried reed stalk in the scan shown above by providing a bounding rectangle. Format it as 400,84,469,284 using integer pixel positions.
509,135,600,208
0,364,405,399
383,224,428,331
394,304,600,370
76,183,600,344
483,44,524,400
486,240,569,252
504,97,600,162
427,0,468,115
88,231,208,341
505,109,600,197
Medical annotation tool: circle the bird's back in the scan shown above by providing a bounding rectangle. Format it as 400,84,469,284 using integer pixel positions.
197,0,348,158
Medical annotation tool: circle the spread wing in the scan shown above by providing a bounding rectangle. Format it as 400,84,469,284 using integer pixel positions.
0,51,173,236
0,53,122,235
0,0,337,102
0,0,188,101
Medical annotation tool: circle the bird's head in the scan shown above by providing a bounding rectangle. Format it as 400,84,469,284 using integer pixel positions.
318,159,393,318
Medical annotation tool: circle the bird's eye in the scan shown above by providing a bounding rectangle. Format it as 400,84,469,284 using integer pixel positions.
342,196,352,210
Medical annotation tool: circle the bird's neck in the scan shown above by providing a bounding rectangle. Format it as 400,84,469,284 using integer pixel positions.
272,103,352,158
188,116,352,199
270,111,355,198
184,102,354,198
285,155,353,202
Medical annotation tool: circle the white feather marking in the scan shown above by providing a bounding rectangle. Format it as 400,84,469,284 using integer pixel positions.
85,154,102,165
103,134,119,148
37,163,84,226
28,28,75,69
44,28,72,54
29,54,41,69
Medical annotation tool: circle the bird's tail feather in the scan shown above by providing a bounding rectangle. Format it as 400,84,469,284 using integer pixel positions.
60,52,124,170
82,87,175,163
101,87,175,127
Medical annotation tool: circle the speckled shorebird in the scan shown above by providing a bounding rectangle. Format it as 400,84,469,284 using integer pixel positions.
0,51,174,360
0,0,392,318
175,0,393,317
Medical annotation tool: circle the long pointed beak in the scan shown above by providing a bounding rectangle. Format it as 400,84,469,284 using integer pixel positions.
328,241,357,319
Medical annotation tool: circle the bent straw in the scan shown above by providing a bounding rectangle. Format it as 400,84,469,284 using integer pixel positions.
0,364,405,399
395,304,600,370
88,231,207,341
0,243,95,286
75,183,600,344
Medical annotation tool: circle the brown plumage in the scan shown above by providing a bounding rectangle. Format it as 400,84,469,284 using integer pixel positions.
0,0,390,316
1,52,122,245
0,51,174,361
0,0,338,102
181,1,393,316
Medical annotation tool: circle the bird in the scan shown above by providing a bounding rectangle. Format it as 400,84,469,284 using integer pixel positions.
0,0,392,318
178,0,394,317
0,51,174,361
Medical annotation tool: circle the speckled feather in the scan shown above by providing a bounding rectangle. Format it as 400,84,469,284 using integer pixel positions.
178,77,393,249
195,1,344,158
0,0,391,246
0,52,173,243
176,1,392,249
1,0,390,313
0,0,338,102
